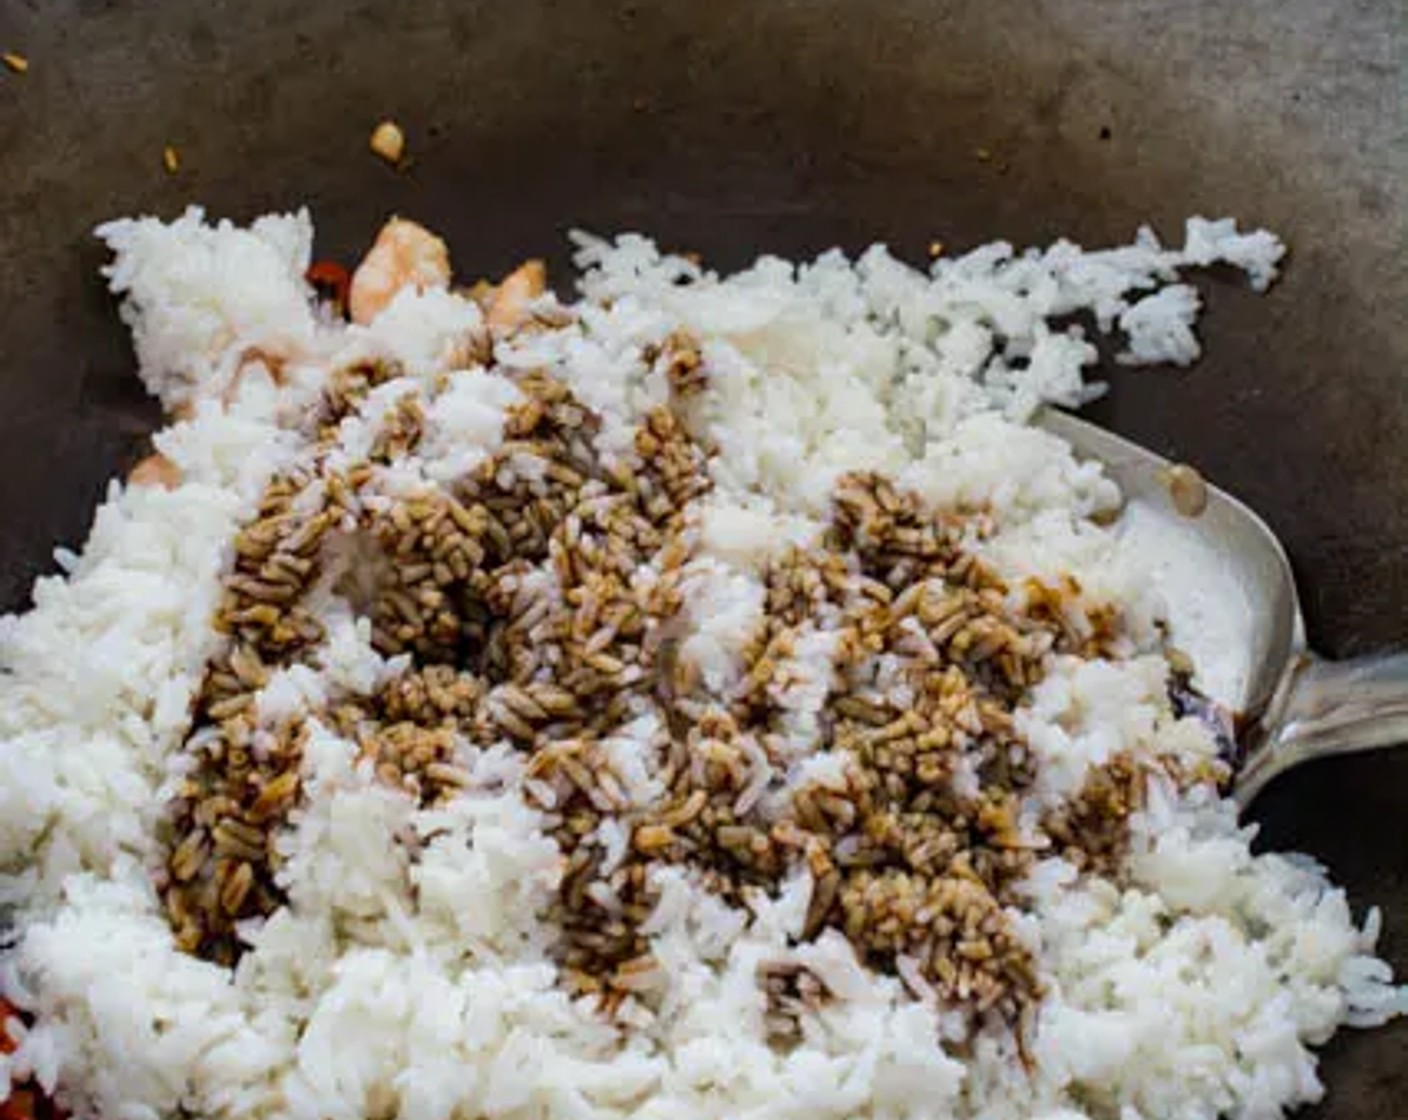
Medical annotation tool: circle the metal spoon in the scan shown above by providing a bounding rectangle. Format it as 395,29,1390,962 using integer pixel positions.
1038,407,1408,807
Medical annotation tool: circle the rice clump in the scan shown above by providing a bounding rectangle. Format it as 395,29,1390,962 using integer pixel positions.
0,205,1399,1120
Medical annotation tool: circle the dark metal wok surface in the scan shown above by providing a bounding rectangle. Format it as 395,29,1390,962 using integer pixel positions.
0,1,1403,1115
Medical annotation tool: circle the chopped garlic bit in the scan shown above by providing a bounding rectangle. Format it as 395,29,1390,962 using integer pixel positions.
370,120,406,165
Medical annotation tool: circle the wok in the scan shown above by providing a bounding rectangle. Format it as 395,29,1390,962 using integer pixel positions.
0,0,1403,1115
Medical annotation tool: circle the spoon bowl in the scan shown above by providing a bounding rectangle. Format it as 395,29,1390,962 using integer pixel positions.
1039,407,1408,806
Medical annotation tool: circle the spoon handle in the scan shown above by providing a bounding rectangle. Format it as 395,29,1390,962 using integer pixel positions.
1236,651,1408,806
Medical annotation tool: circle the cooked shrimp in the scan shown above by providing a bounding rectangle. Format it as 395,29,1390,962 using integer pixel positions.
128,452,181,490
348,218,452,326
486,260,547,335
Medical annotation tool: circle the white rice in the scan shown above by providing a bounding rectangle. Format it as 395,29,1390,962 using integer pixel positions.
0,205,1400,1120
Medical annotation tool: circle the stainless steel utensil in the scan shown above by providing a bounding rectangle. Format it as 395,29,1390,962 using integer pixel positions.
1040,408,1408,807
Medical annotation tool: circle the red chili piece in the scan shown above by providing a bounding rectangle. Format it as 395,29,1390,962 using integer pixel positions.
305,260,352,318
